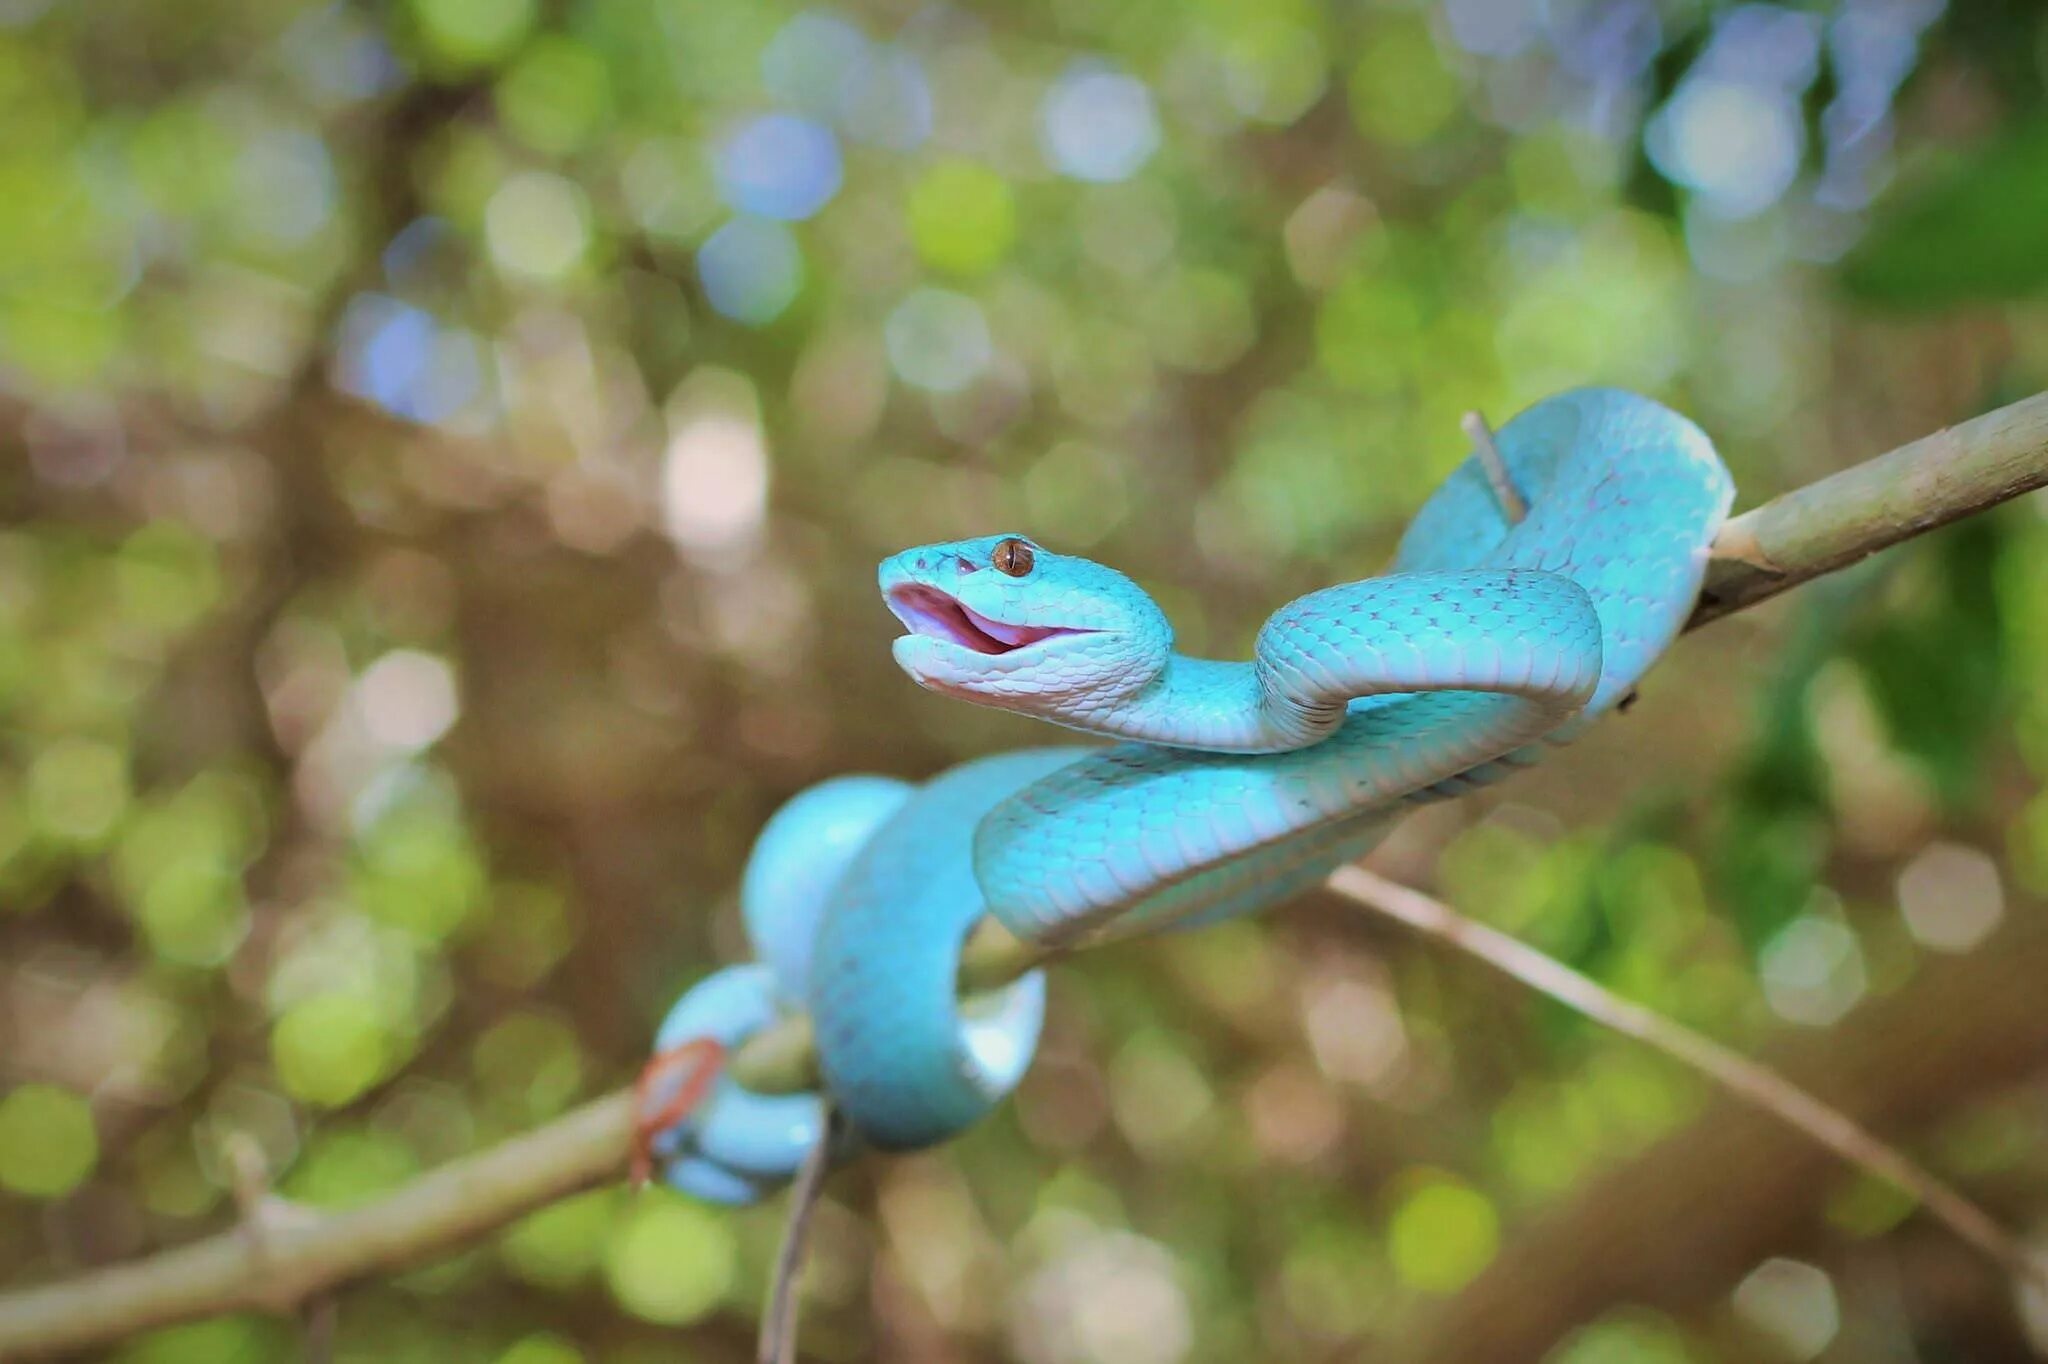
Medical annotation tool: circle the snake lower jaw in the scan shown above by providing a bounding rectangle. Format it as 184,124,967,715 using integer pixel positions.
889,630,1104,697
885,582,1090,654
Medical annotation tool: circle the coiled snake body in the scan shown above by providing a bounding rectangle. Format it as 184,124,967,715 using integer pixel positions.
646,388,1733,1200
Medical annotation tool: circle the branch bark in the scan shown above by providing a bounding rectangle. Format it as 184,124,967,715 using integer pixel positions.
1,390,2044,1359
0,1095,633,1357
1691,389,2048,625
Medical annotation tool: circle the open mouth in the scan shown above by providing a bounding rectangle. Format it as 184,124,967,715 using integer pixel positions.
887,584,1092,656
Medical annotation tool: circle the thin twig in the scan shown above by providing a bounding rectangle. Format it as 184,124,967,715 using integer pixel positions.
1408,911,2048,1364
1463,409,1527,524
758,1109,841,1364
1324,864,2048,1295
0,389,2044,1358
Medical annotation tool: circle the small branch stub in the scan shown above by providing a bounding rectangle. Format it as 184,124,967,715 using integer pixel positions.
222,1132,321,1316
1464,409,1528,525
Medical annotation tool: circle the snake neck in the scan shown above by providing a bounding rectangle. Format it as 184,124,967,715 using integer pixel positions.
1037,653,1345,754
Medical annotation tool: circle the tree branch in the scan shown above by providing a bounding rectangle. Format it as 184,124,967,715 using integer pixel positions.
0,1095,633,1356
1691,389,2048,625
2,390,2044,1358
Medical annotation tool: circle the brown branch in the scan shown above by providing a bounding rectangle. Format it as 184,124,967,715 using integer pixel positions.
1691,389,2048,626
0,1094,633,1357
1,390,2045,1358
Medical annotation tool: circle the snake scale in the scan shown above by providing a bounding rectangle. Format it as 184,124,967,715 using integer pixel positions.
641,387,1734,1201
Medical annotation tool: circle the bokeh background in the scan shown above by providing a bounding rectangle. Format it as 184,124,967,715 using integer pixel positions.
4,0,2048,1360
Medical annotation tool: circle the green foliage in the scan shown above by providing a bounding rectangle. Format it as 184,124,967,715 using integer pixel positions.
24,736,129,847
408,0,540,73
501,1189,619,1291
1346,14,1463,147
114,1317,289,1364
283,1125,423,1208
352,793,489,944
496,1333,585,1364
1548,1310,1700,1364
1,0,2045,1359
272,994,400,1108
496,37,613,156
1841,119,2048,307
908,161,1018,277
473,1011,585,1123
1384,1172,1500,1294
603,1191,738,1325
1845,516,2011,812
0,1083,98,1197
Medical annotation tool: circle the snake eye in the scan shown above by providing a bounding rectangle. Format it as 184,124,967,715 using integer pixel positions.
991,537,1035,577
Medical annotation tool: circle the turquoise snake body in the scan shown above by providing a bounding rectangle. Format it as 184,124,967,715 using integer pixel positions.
645,388,1735,1199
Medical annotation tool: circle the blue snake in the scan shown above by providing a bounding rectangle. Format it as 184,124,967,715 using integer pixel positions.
642,388,1733,1201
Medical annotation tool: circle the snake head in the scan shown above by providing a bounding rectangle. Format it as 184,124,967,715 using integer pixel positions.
880,534,1172,709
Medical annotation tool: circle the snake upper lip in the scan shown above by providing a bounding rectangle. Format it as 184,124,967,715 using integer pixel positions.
886,584,1092,656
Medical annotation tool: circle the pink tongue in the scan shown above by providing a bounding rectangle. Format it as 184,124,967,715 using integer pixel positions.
964,603,1053,648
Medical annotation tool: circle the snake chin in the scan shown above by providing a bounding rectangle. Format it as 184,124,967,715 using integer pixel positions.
886,583,1095,657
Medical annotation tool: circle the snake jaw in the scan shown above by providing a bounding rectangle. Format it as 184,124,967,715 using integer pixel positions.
885,583,1094,659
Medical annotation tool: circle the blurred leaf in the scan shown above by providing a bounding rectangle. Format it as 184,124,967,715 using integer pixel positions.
603,1191,737,1325
352,796,488,944
1346,14,1461,146
1847,517,2009,813
496,1333,585,1364
116,523,220,634
1548,1309,1700,1364
907,160,1016,277
2008,789,2048,896
1826,1173,1916,1240
24,735,128,845
467,880,575,988
113,1316,287,1364
273,995,396,1108
1840,120,2048,308
408,0,539,73
1713,579,1854,949
283,1125,422,1208
0,1083,98,1197
473,1011,584,1122
1385,1171,1499,1294
496,37,612,156
501,1188,620,1291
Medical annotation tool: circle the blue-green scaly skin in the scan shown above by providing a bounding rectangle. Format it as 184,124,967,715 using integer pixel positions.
805,750,1071,1149
649,387,1735,1196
